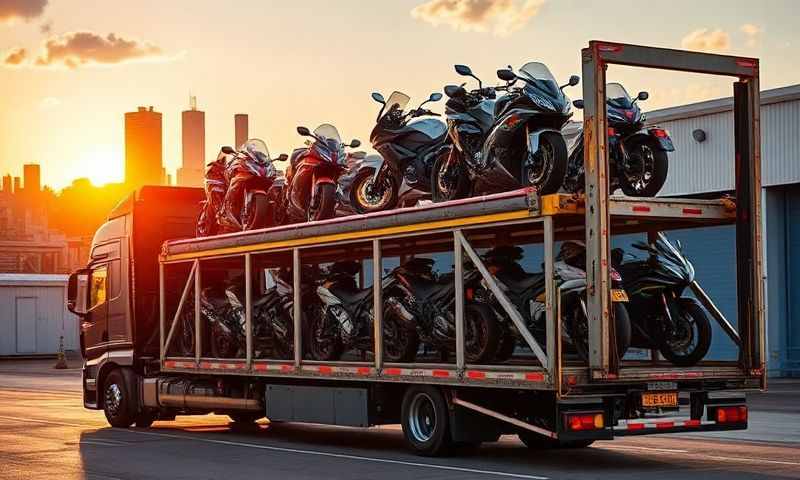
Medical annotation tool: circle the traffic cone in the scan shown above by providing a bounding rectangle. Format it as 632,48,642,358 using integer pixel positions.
54,336,68,369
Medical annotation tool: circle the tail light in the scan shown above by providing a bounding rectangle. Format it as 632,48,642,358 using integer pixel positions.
607,127,616,137
715,406,747,424
651,128,669,138
565,412,604,431
465,288,474,301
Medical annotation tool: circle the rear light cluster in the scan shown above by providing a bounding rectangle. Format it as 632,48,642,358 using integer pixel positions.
715,405,748,424
651,128,669,138
566,412,604,431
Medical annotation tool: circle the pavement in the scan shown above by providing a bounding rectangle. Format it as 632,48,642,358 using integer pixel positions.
1,358,799,480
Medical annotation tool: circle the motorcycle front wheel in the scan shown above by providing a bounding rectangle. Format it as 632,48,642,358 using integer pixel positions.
210,322,239,358
658,298,712,367
351,170,398,213
523,131,567,195
383,309,420,362
431,149,470,202
177,292,196,356
619,139,669,197
306,308,344,361
464,303,500,364
242,192,272,230
308,183,337,221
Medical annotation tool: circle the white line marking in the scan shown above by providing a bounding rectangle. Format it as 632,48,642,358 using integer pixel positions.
596,444,800,467
0,415,547,479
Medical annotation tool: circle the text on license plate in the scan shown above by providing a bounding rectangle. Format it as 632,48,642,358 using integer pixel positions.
641,391,678,408
611,289,629,302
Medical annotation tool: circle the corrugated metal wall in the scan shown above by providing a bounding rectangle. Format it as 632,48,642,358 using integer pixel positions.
655,97,800,196
0,284,78,356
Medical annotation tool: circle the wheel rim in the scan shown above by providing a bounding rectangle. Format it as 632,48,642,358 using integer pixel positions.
623,144,655,194
526,140,555,186
383,316,407,361
664,311,698,357
357,178,393,211
311,311,339,359
105,383,122,417
408,393,437,443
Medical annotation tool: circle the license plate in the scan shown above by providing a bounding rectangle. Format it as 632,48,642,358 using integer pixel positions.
641,391,678,408
611,289,629,302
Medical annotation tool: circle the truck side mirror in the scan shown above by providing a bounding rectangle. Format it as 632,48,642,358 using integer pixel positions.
67,269,90,316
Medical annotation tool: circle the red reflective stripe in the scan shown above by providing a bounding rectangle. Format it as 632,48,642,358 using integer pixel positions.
683,208,702,215
200,362,212,369
254,363,267,371
525,372,545,382
627,423,645,430
655,422,674,429
632,205,651,213
384,368,402,376
357,367,371,375
317,365,333,374
280,364,293,373
466,371,486,379
684,419,701,427
431,370,450,378
736,58,757,68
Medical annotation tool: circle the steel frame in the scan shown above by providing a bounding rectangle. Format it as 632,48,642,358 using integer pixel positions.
581,41,764,382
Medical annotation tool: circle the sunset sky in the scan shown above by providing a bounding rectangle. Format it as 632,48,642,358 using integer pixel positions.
1,0,797,190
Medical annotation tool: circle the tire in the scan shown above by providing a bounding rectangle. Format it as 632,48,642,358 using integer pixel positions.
463,303,500,364
243,192,271,230
308,183,337,221
401,386,453,456
518,431,594,449
567,297,631,361
494,327,516,363
102,369,137,428
431,148,470,202
351,169,398,214
523,131,567,195
613,302,632,360
619,139,669,197
658,298,712,367
210,322,239,358
306,308,344,361
383,311,420,363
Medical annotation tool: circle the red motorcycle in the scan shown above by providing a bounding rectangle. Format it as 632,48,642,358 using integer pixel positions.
217,139,282,233
278,125,361,224
197,146,235,237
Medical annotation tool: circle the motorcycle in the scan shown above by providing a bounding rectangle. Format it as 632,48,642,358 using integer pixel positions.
432,62,578,201
197,146,234,237
612,235,712,366
217,139,281,233
382,257,500,363
277,125,361,224
479,243,632,362
307,261,419,362
566,82,674,197
339,91,450,214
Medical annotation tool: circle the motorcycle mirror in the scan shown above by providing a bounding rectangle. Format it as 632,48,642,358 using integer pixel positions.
429,92,443,102
221,146,235,155
497,69,516,81
454,64,472,76
275,153,288,162
637,91,649,101
297,126,311,136
573,99,584,109
371,92,386,104
568,75,580,87
349,139,361,148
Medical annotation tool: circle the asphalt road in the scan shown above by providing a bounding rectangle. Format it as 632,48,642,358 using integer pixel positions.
1,361,799,480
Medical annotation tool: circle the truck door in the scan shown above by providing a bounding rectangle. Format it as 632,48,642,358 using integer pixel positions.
81,263,109,360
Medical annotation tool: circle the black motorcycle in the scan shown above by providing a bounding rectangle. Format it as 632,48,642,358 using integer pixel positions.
566,82,674,196
433,62,578,201
307,261,419,362
338,91,450,214
613,235,712,366
480,244,631,362
382,257,499,363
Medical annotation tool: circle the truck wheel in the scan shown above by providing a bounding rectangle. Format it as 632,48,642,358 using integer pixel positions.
401,386,453,456
102,369,137,428
518,431,594,449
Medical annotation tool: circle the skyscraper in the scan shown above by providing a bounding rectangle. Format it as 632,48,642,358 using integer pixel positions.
23,164,40,193
125,106,163,190
177,97,205,187
234,114,248,149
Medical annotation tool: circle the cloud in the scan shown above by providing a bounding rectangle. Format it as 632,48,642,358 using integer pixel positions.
2,46,26,65
0,0,47,23
39,97,61,110
39,19,51,34
681,28,730,53
740,23,761,47
411,0,545,36
33,31,165,68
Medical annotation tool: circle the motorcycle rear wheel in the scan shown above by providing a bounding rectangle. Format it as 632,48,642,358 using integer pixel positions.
243,192,272,230
308,183,337,221
431,148,470,202
383,310,420,362
619,139,668,197
658,298,711,367
306,309,344,361
351,170,398,213
210,322,239,358
464,303,500,364
177,293,196,356
522,131,567,195
568,298,631,362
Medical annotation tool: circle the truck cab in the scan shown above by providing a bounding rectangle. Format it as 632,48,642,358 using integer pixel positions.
67,186,203,410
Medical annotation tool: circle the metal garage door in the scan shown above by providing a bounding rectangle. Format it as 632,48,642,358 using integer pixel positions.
785,186,800,375
15,297,37,354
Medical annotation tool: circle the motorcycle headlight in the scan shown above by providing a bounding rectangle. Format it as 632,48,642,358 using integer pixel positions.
316,145,334,163
526,90,556,111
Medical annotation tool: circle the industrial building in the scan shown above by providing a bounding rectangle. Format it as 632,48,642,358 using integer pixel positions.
642,84,800,377
177,97,205,187
124,106,164,190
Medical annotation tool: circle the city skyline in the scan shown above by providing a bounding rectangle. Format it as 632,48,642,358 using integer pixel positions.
1,1,798,189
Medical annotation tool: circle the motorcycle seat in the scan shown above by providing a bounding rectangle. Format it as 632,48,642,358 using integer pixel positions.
331,286,374,306
497,272,544,295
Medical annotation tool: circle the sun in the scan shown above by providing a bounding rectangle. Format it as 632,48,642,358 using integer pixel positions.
80,144,124,186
